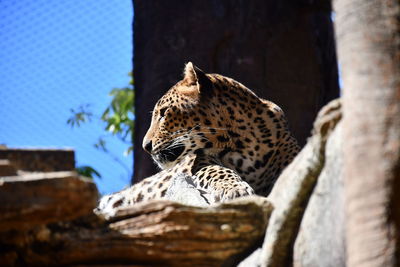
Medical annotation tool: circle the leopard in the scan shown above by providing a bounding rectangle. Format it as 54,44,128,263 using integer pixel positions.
97,62,300,213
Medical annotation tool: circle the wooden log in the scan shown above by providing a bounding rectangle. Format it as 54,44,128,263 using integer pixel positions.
0,148,75,172
46,198,272,266
0,169,272,266
0,159,17,176
14,198,272,266
0,171,98,231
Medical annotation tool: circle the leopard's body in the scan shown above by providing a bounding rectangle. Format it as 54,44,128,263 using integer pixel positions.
97,62,299,211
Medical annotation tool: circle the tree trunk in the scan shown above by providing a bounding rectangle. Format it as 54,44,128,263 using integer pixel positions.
334,0,400,266
133,0,339,182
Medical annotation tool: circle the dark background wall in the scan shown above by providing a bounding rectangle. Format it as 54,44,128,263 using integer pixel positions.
133,0,339,182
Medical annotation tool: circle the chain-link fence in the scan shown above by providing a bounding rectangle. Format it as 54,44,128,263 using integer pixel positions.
0,0,133,194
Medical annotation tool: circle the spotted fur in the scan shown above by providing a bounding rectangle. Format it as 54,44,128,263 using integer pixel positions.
97,62,300,211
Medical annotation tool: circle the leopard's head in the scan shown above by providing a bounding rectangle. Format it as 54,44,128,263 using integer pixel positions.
143,62,237,169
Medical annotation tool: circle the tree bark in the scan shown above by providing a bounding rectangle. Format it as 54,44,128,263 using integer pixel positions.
133,0,339,182
334,0,400,266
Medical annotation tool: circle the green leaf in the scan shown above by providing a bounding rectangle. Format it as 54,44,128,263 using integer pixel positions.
67,71,134,183
66,104,93,128
124,146,134,156
94,138,108,152
76,165,102,179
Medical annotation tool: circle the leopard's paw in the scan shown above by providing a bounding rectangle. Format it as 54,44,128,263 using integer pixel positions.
216,182,255,202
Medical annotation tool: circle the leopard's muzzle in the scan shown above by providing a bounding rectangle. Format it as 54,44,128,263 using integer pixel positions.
153,144,185,164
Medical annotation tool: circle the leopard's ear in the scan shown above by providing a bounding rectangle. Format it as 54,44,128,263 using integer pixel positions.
181,62,213,97
183,62,198,86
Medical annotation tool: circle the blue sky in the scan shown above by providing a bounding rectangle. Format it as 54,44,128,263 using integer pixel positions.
0,0,133,194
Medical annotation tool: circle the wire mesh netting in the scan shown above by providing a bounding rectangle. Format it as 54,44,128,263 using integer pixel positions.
0,0,133,194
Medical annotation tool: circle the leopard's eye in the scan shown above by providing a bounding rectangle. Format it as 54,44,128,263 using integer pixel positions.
160,107,167,117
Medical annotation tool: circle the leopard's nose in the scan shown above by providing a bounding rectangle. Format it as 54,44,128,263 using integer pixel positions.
143,140,153,153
